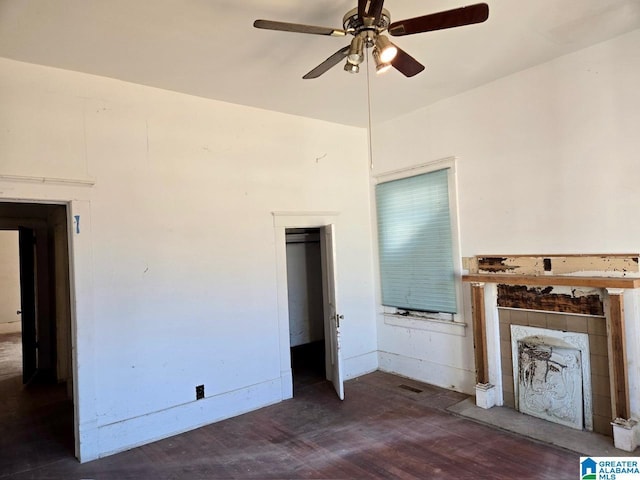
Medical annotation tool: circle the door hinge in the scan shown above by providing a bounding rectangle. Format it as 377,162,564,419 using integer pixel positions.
336,314,344,328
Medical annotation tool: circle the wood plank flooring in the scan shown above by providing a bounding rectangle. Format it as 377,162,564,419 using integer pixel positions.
0,332,580,479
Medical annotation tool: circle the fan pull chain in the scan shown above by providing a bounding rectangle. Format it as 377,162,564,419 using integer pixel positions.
366,53,373,170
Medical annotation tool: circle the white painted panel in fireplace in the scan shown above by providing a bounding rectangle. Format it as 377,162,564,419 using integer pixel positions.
511,325,592,431
519,344,583,429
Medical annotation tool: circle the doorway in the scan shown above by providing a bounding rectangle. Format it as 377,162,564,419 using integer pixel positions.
274,214,344,401
286,228,326,391
284,224,343,399
0,201,75,468
0,230,22,379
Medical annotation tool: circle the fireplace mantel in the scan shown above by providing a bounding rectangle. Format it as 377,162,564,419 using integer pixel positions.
462,273,640,289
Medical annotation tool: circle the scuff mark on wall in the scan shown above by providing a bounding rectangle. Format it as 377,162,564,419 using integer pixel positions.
146,120,150,162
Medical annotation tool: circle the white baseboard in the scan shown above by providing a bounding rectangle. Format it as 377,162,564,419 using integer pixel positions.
344,350,379,380
378,351,475,394
0,322,21,334
84,377,282,462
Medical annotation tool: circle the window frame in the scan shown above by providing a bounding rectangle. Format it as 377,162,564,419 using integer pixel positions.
373,157,464,325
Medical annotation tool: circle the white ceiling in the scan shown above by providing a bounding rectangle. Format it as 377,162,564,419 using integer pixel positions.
1,0,639,127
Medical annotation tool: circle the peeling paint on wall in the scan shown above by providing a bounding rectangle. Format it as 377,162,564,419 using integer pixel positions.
553,256,640,276
477,257,515,272
474,254,640,277
497,284,604,316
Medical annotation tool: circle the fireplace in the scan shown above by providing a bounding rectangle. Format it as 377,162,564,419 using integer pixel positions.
462,253,640,452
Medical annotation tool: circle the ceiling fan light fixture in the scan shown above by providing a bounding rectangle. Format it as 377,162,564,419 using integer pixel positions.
375,35,397,63
347,35,365,64
373,49,392,75
344,60,359,74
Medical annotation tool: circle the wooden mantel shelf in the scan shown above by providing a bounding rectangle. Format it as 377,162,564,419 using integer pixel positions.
462,273,640,289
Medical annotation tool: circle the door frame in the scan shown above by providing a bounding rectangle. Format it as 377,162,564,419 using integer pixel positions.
273,211,342,400
0,196,96,462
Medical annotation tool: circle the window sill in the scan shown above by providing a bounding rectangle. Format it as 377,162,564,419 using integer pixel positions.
383,313,467,337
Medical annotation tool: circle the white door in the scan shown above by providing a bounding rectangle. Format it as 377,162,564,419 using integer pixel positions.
321,224,344,400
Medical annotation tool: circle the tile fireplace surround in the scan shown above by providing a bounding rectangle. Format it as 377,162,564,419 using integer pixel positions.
462,254,640,452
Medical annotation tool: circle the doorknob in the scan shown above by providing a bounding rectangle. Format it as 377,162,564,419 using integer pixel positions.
16,310,22,315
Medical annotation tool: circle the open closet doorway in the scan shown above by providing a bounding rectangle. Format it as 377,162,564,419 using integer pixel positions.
0,201,75,467
286,228,326,391
285,225,343,399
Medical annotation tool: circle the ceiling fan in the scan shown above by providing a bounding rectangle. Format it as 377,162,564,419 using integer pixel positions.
254,1,489,79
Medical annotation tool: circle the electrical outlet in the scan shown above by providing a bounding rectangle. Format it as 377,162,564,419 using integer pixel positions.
196,384,204,400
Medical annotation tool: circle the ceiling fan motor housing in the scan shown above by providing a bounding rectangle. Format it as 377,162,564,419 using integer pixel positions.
343,7,391,46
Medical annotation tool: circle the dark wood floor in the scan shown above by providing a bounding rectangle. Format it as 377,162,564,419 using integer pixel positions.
291,340,326,392
0,333,580,479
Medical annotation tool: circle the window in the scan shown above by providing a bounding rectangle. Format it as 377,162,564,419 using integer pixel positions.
376,167,457,314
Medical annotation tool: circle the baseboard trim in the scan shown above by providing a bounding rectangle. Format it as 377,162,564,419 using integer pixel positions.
90,377,282,461
378,351,475,394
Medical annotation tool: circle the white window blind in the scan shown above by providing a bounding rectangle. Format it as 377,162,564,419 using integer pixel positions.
376,169,457,313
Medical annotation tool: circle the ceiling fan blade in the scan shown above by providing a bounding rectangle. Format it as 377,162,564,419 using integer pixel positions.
368,0,385,24
388,3,489,36
303,46,350,79
358,0,368,20
253,20,346,37
390,47,425,77
358,0,385,23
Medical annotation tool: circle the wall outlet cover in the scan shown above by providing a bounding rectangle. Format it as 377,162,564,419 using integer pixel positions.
196,384,204,400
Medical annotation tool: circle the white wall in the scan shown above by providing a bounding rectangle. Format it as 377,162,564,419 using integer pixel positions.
370,29,640,393
0,231,21,331
286,240,324,347
0,57,378,461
